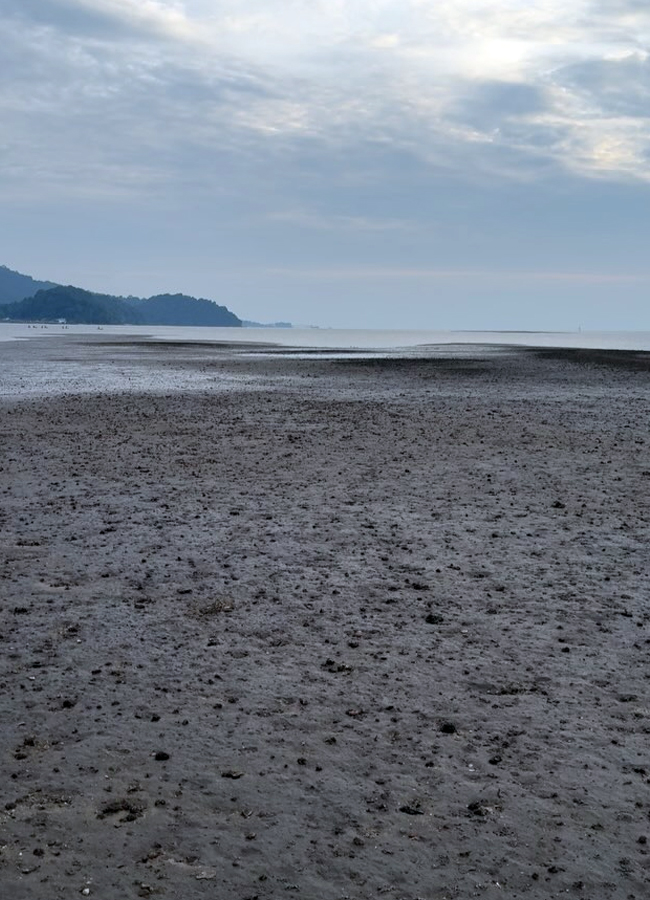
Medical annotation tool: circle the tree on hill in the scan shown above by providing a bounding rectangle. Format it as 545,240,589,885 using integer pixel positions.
2,284,243,326
2,286,139,324
126,294,242,326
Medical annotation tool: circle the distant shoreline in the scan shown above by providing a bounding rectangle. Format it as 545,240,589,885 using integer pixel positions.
1,331,648,402
1,322,649,352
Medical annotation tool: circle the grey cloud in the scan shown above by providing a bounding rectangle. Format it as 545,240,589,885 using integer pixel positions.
557,56,650,118
1,0,191,42
591,0,650,12
0,13,275,207
450,80,547,132
3,0,144,39
0,8,270,127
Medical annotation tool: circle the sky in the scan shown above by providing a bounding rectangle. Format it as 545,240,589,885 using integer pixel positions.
1,0,649,329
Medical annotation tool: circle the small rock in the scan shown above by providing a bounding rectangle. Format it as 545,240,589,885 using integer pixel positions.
400,803,424,816
467,800,489,817
195,870,217,881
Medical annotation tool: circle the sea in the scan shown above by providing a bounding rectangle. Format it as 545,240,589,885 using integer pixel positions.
1,322,650,352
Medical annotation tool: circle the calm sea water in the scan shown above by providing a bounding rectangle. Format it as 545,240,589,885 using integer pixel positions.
1,322,650,351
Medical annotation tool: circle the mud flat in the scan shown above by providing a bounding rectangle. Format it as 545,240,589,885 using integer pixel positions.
1,339,649,899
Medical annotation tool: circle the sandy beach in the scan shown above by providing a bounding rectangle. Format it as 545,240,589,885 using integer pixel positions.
1,337,649,899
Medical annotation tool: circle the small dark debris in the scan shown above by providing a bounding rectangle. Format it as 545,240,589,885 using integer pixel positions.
467,800,489,817
97,798,146,821
400,803,424,815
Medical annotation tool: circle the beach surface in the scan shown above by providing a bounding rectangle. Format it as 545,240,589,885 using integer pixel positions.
1,337,649,899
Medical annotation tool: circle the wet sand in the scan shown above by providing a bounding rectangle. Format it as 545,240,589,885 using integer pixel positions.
1,339,649,899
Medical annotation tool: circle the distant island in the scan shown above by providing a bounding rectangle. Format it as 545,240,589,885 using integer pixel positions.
242,320,293,329
0,265,243,327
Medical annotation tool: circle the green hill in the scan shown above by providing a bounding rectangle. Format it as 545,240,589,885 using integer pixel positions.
125,294,241,326
2,286,141,325
2,284,242,327
0,265,56,304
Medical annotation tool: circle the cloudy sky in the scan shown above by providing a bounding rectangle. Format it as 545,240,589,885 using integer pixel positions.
2,0,649,328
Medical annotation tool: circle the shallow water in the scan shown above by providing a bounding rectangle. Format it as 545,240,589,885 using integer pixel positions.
1,322,650,351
